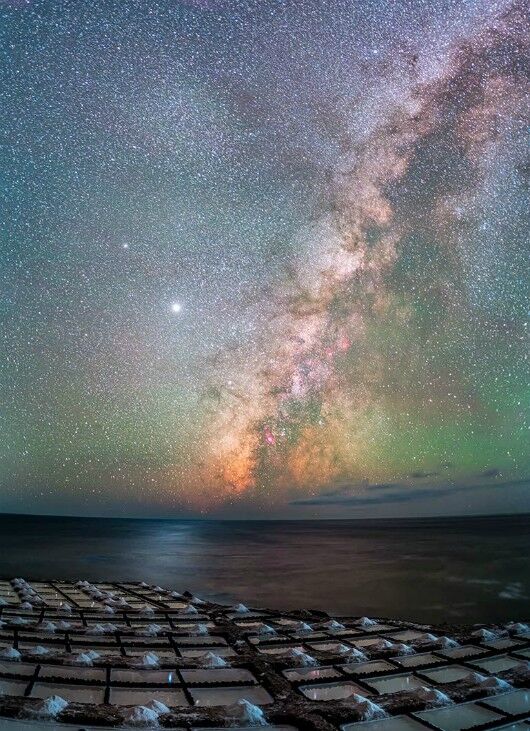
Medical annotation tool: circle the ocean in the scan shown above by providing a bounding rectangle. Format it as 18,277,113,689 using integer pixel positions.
0,513,528,624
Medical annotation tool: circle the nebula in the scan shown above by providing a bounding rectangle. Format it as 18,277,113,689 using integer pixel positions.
195,1,529,508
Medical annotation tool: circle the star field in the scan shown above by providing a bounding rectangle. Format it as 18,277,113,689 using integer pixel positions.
0,0,528,517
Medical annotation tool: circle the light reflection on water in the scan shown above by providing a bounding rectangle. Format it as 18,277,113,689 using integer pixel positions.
0,514,528,623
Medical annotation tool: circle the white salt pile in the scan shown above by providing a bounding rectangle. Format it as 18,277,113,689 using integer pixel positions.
87,623,117,635
417,633,438,642
436,636,460,648
140,606,155,617
342,648,368,662
233,603,250,613
25,695,68,719
200,651,229,668
335,643,354,654
506,621,529,634
146,700,169,713
471,628,500,641
293,621,313,633
70,652,94,666
40,621,57,633
285,648,317,666
30,646,51,656
369,638,393,651
415,686,453,707
358,617,378,629
391,642,415,655
466,672,512,692
322,619,346,631
122,705,160,727
258,624,277,635
137,652,160,668
0,646,21,661
123,700,170,727
181,605,199,615
226,699,268,727
189,623,209,636
348,694,387,721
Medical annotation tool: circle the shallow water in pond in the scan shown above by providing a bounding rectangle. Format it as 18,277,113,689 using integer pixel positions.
0,513,528,623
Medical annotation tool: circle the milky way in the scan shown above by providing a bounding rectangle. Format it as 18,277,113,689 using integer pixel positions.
0,0,528,517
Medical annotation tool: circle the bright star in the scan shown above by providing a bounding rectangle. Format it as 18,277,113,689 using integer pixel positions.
171,302,182,314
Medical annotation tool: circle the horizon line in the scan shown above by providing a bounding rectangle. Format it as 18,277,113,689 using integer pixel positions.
0,510,529,523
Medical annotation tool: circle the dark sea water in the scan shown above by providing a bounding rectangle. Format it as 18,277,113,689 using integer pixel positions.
0,513,528,624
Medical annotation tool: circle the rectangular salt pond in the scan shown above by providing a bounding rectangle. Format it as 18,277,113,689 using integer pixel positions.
0,662,36,677
361,624,397,633
437,645,485,659
300,681,369,701
122,638,170,646
470,654,524,673
178,647,236,658
31,682,105,704
109,686,189,707
413,701,503,731
0,679,28,697
69,634,117,644
481,689,530,716
483,638,523,650
292,630,327,638
353,638,385,648
387,631,428,642
342,715,431,731
420,665,473,683
111,668,179,684
308,641,354,651
189,685,273,707
259,645,304,655
393,653,446,668
122,648,177,660
365,673,427,694
342,660,397,676
174,636,226,646
180,668,256,684
38,665,106,682
283,666,342,682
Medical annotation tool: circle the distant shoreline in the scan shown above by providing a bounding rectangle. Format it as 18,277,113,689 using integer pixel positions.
1,511,529,523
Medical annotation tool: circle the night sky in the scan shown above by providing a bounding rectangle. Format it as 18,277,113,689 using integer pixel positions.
0,0,528,518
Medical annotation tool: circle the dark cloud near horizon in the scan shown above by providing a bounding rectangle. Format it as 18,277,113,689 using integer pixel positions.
290,477,530,508
480,468,502,478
